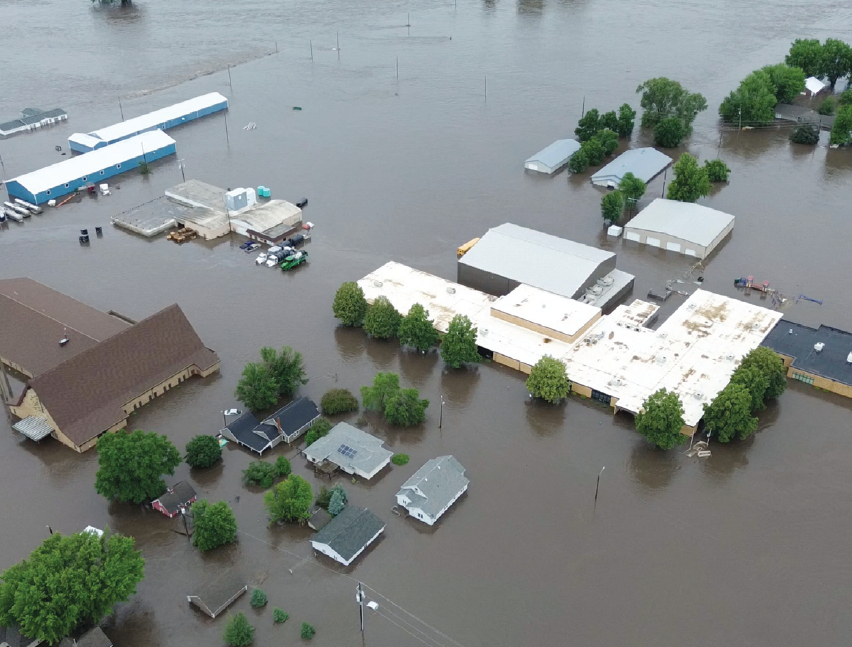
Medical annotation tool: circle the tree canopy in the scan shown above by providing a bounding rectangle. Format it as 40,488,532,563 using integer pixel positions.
234,362,279,411
785,38,824,77
441,315,480,368
95,429,181,504
830,105,852,145
185,435,222,469
333,282,367,327
635,389,687,450
703,159,731,182
320,388,359,415
730,364,770,412
398,303,439,351
761,64,806,103
636,77,707,129
328,485,348,516
361,372,401,410
790,123,820,145
0,530,144,644
260,345,307,397
192,500,238,551
264,475,313,524
616,104,636,138
574,108,601,142
653,116,687,148
601,190,624,224
821,38,852,86
618,172,646,207
702,383,758,443
567,149,589,174
305,417,332,446
224,612,255,647
243,460,278,489
384,388,429,427
666,153,711,203
526,355,570,403
739,347,787,400
719,70,778,125
363,296,402,339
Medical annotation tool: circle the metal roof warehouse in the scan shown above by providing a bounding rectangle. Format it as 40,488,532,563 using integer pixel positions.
5,130,176,204
591,147,672,187
524,139,581,174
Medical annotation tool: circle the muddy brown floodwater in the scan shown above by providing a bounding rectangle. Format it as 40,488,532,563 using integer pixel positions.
2,0,852,645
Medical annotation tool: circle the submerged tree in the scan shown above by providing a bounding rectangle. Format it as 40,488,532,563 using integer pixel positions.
361,372,401,410
526,355,570,404
635,389,687,450
384,388,429,427
332,282,367,327
192,500,238,551
666,153,711,203
738,347,787,401
653,116,687,148
185,434,222,469
719,70,777,125
95,429,181,504
223,612,255,647
574,108,601,142
703,159,731,182
264,475,313,524
260,345,307,397
601,190,624,224
364,296,402,339
790,123,820,145
785,38,824,77
616,103,637,138
761,63,806,103
618,172,646,205
235,362,279,411
441,315,480,368
636,77,707,130
398,303,439,351
702,383,758,443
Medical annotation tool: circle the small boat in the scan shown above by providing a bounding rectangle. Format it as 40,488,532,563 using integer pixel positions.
14,198,42,215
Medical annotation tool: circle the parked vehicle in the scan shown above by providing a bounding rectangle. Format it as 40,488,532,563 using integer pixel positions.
244,242,261,253
5,209,23,223
281,250,308,270
296,198,308,208
4,202,30,218
239,240,254,250
0,210,6,223
268,246,283,254
255,252,268,265
287,233,305,247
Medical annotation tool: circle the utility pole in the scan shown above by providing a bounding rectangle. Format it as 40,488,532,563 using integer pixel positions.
224,113,230,145
439,395,444,428
594,466,605,506
581,95,585,118
660,168,667,198
356,583,365,633
228,65,233,90
310,39,313,61
119,97,125,121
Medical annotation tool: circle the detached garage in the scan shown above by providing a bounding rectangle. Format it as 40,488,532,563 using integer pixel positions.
623,198,735,259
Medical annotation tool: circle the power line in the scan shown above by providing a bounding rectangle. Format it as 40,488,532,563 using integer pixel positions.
374,609,453,647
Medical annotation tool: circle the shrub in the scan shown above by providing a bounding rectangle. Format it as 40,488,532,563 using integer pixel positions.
301,622,316,640
316,486,332,510
364,296,402,339
328,485,348,516
250,588,268,608
243,461,277,489
601,191,624,224
818,97,837,116
790,123,820,145
185,435,222,469
274,456,291,479
391,453,410,466
305,417,333,446
703,159,731,182
321,389,359,415
840,89,852,106
273,608,289,624
384,389,429,427
224,612,255,647
332,282,367,327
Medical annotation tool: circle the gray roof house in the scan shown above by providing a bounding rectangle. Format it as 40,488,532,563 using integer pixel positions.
524,139,581,174
0,108,68,138
303,422,392,480
395,456,469,525
57,627,113,647
310,506,386,566
591,147,672,187
0,626,43,647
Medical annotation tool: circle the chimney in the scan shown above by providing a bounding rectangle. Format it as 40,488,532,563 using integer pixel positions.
273,417,283,436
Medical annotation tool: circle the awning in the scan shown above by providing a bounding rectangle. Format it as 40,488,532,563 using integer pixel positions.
12,416,54,441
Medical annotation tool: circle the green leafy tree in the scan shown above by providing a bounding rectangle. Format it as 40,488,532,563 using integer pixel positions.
636,77,707,128
250,588,268,608
305,417,333,446
739,347,787,400
363,295,402,339
616,103,636,138
600,110,619,132
819,96,837,115
243,460,277,488
653,116,687,147
0,531,144,644
761,64,806,103
702,383,758,443
730,364,769,412
618,172,646,204
332,282,367,327
581,138,605,166
567,149,589,174
441,315,480,368
321,388,359,415
574,108,601,142
260,346,307,397
192,500,238,551
235,362,279,412
594,129,619,156
185,435,222,469
328,485,348,516
391,453,409,465
667,153,711,203
635,388,687,450
301,622,316,640
398,303,439,352
526,355,570,403
601,191,624,224
384,388,429,426
361,372,401,410
790,123,820,144
819,38,852,87
830,105,852,145
224,612,255,647
839,89,852,106
315,486,333,509
704,159,731,182
274,455,291,479
719,70,778,125
264,475,313,524
273,608,289,624
785,38,824,77
95,430,181,504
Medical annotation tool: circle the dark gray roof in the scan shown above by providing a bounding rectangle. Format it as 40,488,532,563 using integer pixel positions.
187,574,248,618
0,625,42,647
762,320,852,387
57,627,113,647
153,480,197,514
0,108,67,132
398,456,469,518
308,506,332,531
262,397,320,440
312,506,385,562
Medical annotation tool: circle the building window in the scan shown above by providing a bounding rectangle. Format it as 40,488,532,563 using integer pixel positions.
100,170,104,175
46,190,51,195
82,176,87,181
64,183,70,188
792,372,814,385
116,163,121,169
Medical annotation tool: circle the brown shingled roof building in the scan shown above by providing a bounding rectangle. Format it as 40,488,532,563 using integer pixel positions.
0,277,130,377
9,297,219,453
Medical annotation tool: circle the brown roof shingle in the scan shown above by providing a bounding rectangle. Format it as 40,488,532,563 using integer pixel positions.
0,278,129,376
28,304,219,447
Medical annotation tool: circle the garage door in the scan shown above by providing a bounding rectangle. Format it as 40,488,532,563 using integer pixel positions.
645,237,661,248
684,248,697,257
666,241,681,252
624,231,641,242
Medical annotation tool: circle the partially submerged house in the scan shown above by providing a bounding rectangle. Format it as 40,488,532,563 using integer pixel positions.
310,506,386,566
524,139,581,174
623,198,735,259
396,456,469,525
10,304,219,452
0,107,67,138
0,625,42,647
221,397,320,454
308,506,332,531
187,575,248,619
303,423,392,480
590,147,672,187
57,627,113,647
152,481,198,518
761,320,852,398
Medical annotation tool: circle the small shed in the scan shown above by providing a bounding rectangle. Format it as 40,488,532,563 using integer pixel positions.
524,139,581,174
308,506,332,531
623,198,735,259
152,481,198,518
310,506,385,566
804,76,827,96
187,576,248,619
591,147,672,187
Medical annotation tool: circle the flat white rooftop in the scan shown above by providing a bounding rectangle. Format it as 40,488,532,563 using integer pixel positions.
491,284,600,339
625,199,735,248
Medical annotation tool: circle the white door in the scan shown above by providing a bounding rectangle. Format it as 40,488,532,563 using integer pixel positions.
625,231,641,242
684,248,697,257
665,241,681,252
645,237,661,248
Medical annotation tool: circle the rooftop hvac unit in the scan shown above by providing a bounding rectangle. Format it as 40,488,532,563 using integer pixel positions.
694,392,704,400
373,280,383,287
656,355,667,364
597,276,614,287
814,342,825,352
847,352,852,364
447,287,456,294
589,285,604,296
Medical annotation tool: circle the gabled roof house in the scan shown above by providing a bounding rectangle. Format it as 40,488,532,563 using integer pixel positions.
220,397,320,454
303,423,392,480
152,481,198,518
396,456,469,525
310,506,386,566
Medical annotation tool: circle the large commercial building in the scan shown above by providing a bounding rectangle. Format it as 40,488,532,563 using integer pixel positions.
624,198,735,259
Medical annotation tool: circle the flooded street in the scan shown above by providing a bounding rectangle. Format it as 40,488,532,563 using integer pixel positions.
2,0,852,645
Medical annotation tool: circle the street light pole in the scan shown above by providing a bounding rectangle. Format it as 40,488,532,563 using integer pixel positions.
439,395,444,428
356,583,365,633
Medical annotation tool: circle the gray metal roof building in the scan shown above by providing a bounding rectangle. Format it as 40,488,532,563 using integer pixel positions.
303,423,392,480
0,108,67,138
457,223,633,308
310,506,386,566
591,147,672,187
396,456,469,525
623,198,735,259
524,139,581,174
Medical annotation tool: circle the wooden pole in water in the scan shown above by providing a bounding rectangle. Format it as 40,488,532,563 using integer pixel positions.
119,97,125,121
225,114,230,145
396,56,399,79
310,39,313,61
439,395,444,428
581,95,585,118
661,168,667,197
594,466,605,505
228,65,232,89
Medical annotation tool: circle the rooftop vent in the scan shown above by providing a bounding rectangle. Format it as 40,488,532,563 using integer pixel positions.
447,287,456,294
656,355,667,364
373,280,383,288
814,342,825,353
726,354,735,361
694,392,704,400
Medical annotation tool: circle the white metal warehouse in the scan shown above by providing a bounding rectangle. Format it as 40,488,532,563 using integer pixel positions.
623,198,735,258
524,139,581,174
591,147,672,187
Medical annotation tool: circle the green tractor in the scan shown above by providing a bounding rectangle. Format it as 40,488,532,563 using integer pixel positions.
280,250,308,271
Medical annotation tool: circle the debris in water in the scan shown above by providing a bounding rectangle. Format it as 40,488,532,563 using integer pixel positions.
243,122,257,130
293,106,302,111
